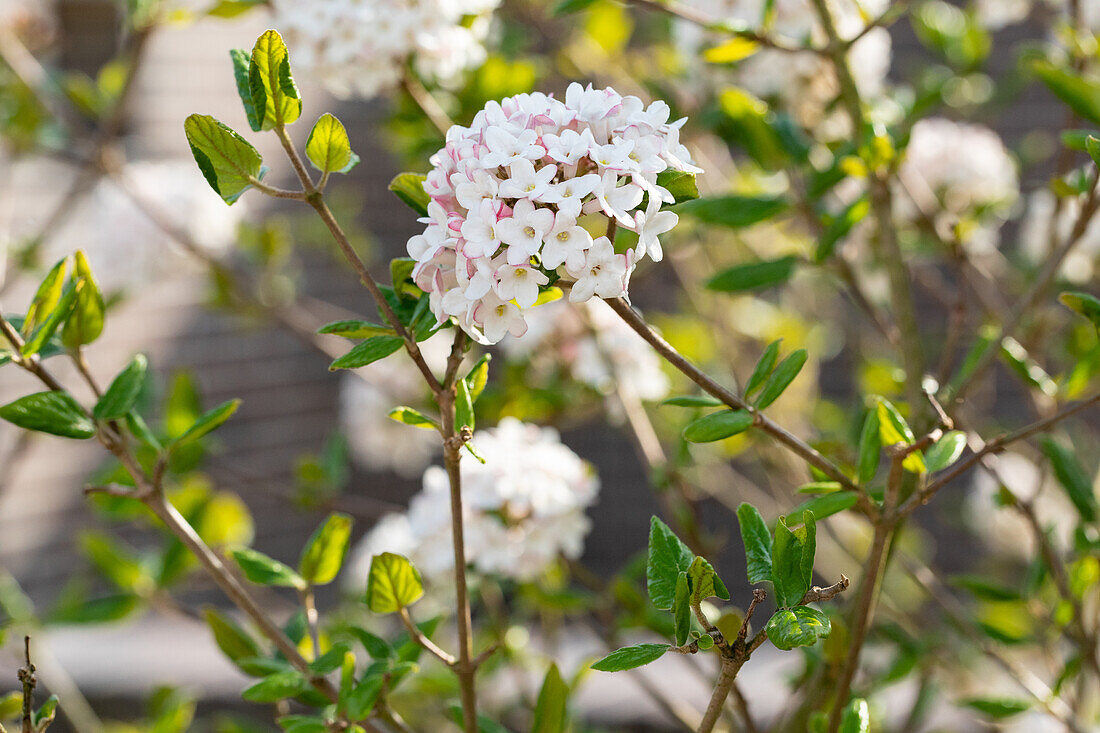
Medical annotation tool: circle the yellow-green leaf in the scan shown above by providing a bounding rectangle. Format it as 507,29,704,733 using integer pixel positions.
248,29,301,130
305,113,358,174
366,552,424,613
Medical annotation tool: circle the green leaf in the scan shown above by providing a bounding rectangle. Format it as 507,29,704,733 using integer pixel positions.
229,546,306,589
306,113,358,174
672,572,691,646
329,335,404,371
816,196,870,262
309,642,351,674
655,170,699,204
785,491,858,523
961,697,1031,719
688,555,730,603
948,574,1022,602
50,592,139,624
455,376,475,431
661,394,723,408
876,398,925,473
1041,437,1097,523
23,257,67,338
318,319,395,339
676,195,790,228
366,552,425,613
388,407,439,430
646,516,695,610
682,409,753,443
839,698,870,733
464,354,491,403
389,173,430,217
170,399,241,449
343,675,383,719
278,716,327,733
243,670,307,703
23,280,79,357
93,354,148,421
298,512,352,585
31,695,58,730
703,37,759,63
1032,60,1100,126
591,643,669,672
230,48,263,132
857,408,881,484
755,349,807,409
532,663,569,733
0,391,95,439
62,250,105,348
771,513,815,607
248,29,301,130
765,606,831,650
0,692,22,718
184,114,263,204
707,256,798,294
81,531,146,592
745,339,781,399
350,627,393,660
925,430,967,472
1087,136,1100,169
737,503,773,584
553,0,599,15
1060,291,1100,333
203,607,262,663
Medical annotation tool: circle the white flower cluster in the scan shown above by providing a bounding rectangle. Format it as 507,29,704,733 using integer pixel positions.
408,83,699,345
503,299,670,401
1020,190,1100,284
676,0,893,133
271,0,500,99
352,418,598,582
896,117,1018,253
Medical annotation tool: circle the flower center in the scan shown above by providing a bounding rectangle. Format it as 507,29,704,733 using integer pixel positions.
515,268,527,279
496,304,506,316
524,226,536,238
557,231,570,241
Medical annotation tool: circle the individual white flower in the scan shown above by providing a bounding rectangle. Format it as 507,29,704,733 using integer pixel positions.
352,418,599,583
270,0,501,99
568,236,631,302
406,84,699,344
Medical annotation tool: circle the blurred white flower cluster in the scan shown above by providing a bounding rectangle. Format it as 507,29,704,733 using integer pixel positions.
270,0,500,99
352,418,599,582
503,299,670,401
339,333,454,478
1020,190,1100,284
408,83,699,345
43,162,245,292
676,0,893,133
972,0,1100,30
895,117,1018,253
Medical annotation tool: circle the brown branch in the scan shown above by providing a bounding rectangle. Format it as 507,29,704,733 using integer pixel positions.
18,637,34,733
398,607,456,666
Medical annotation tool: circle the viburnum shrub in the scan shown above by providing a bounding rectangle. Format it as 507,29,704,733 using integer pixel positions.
1,2,1100,733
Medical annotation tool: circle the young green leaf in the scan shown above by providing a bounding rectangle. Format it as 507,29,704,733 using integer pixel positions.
388,407,440,430
960,697,1031,719
306,113,359,174
230,546,307,589
1041,437,1098,523
243,670,308,702
771,513,815,607
184,114,263,204
203,607,262,663
925,430,967,472
0,391,95,439
23,257,67,338
839,698,870,733
876,398,925,473
785,491,858,523
248,29,301,130
170,398,241,449
707,256,798,293
62,250,105,348
317,319,395,339
22,280,80,357
366,552,425,613
343,675,384,720
591,643,669,672
661,394,724,408
455,376,475,431
532,663,569,733
389,173,430,217
857,407,881,484
736,503,773,584
676,195,790,229
688,555,730,603
31,695,58,730
672,572,691,646
682,409,753,443
655,170,699,204
329,335,404,370
646,516,694,610
464,353,491,403
755,349,807,408
93,354,148,421
230,48,262,131
1032,60,1100,126
744,339,781,399
765,606,831,650
298,512,352,585
1060,291,1100,333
